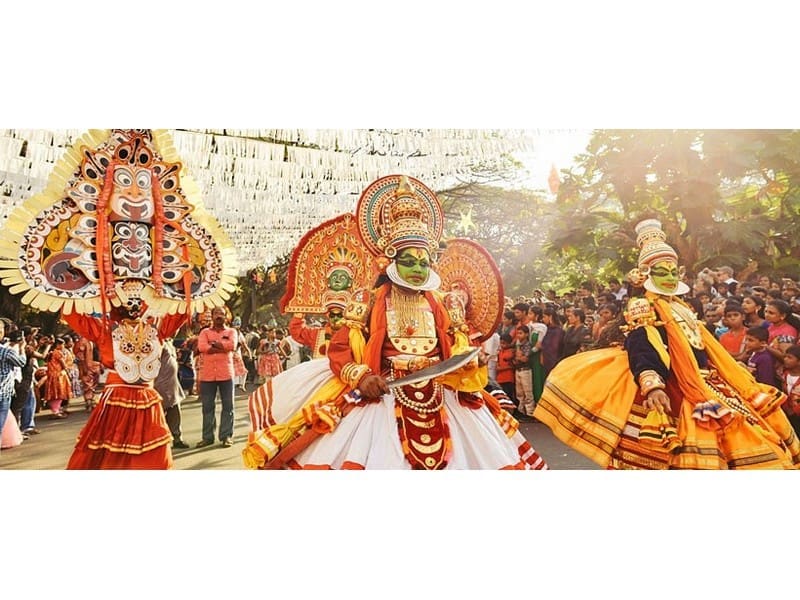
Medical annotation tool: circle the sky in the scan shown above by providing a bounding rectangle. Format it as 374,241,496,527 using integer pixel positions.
515,129,593,191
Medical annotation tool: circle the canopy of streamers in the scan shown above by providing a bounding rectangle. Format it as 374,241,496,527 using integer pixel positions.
0,129,537,273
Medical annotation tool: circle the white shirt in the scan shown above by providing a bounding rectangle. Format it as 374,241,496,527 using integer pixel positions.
481,332,501,363
529,322,548,351
284,336,304,369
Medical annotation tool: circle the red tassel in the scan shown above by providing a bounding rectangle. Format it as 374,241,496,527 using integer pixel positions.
151,172,164,296
181,244,193,317
96,161,116,312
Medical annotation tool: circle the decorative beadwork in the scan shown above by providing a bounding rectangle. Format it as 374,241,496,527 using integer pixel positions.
668,299,705,350
393,381,444,414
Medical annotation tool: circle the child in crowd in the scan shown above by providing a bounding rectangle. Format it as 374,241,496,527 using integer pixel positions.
744,326,778,387
702,303,723,337
512,324,535,421
780,345,800,435
719,304,748,362
495,333,516,414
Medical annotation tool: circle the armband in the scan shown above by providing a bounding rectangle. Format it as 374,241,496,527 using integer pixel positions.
747,388,783,417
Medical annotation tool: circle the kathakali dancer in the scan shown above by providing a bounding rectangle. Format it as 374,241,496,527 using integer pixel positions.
243,174,546,469
0,129,237,469
247,212,378,438
283,213,380,360
534,218,799,469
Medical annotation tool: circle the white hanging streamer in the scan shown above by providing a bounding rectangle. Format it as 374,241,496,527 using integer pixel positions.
0,128,539,272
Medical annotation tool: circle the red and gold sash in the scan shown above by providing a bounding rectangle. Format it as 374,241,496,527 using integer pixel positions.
393,379,452,469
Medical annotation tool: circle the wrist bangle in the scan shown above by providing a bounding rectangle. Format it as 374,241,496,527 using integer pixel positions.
340,362,372,388
638,369,665,395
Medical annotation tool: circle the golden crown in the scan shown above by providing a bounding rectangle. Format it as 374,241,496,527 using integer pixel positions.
382,176,435,256
323,246,358,279
634,218,678,271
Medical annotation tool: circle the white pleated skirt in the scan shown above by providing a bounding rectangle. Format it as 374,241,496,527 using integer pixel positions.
248,358,547,470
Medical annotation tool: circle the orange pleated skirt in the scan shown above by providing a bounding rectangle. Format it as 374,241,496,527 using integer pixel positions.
67,372,173,470
534,347,800,470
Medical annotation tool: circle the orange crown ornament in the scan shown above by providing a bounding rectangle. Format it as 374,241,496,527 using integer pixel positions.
382,176,435,256
355,175,444,260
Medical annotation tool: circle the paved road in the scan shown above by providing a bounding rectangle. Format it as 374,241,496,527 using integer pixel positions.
0,387,599,470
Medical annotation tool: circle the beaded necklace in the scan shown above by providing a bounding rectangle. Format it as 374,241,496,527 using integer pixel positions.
389,286,426,336
668,298,705,350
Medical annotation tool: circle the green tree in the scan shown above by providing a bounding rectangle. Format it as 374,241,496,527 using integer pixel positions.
543,129,800,288
703,129,800,276
438,182,552,297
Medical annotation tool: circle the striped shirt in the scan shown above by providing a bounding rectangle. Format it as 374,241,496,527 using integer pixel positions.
0,344,27,400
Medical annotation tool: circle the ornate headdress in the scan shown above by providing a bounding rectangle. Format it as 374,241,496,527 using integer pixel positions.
632,218,689,296
354,175,444,291
280,213,378,315
355,175,443,260
437,238,504,343
384,177,437,255
323,246,358,281
635,219,678,271
0,129,237,317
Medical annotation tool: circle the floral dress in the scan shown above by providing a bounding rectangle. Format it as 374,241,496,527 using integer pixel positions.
65,347,83,398
257,338,283,380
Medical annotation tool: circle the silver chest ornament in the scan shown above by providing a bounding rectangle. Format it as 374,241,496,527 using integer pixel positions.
111,320,163,383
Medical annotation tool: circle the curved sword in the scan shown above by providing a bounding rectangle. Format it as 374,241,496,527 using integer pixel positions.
388,347,481,388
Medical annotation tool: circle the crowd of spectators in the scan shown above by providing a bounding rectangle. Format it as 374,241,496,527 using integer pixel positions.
482,266,800,433
4,264,800,458
0,309,310,458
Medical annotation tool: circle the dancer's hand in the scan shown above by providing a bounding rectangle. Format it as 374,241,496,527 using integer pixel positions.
358,374,389,400
643,388,671,414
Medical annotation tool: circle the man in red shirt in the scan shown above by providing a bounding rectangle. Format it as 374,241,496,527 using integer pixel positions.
196,307,237,448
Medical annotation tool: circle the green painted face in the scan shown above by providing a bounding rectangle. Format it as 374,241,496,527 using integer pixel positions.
327,269,352,292
328,308,345,329
395,248,431,287
650,260,680,294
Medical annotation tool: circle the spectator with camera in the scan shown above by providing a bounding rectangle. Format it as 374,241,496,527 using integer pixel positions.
12,326,49,436
0,321,28,455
